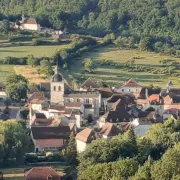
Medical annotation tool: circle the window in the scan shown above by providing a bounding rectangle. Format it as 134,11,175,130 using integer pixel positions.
86,98,89,104
53,86,56,91
129,89,131,92
77,98,80,102
58,86,61,91
122,89,124,92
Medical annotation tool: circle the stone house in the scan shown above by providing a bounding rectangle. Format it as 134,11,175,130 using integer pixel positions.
31,126,70,152
75,128,96,153
114,79,142,96
15,15,40,31
99,122,121,139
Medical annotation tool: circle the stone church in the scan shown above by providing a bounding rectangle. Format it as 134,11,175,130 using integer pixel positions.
50,62,101,119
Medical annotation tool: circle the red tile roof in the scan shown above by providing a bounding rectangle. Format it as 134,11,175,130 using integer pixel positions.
25,18,37,25
117,79,142,88
148,94,160,102
28,92,45,103
100,122,120,137
24,167,60,180
76,128,96,143
35,139,64,148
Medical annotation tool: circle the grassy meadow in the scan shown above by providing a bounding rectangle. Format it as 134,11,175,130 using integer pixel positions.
0,65,15,83
68,46,180,88
0,44,70,58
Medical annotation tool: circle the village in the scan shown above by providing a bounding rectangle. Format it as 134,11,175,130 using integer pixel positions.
24,61,180,154
1,9,180,179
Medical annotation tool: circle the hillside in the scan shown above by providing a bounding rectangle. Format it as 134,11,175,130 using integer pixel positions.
69,46,180,88
0,0,179,40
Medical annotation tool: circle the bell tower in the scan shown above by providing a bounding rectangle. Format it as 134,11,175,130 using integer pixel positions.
50,61,64,104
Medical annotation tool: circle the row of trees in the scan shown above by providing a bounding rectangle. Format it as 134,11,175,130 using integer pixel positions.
77,118,180,179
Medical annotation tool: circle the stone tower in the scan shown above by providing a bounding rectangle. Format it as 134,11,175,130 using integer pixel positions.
51,61,64,104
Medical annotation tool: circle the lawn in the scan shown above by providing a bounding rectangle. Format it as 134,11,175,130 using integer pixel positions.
69,46,180,88
0,44,70,59
14,65,50,84
1,165,66,180
0,65,15,83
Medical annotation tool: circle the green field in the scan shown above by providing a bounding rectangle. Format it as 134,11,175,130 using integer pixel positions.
69,46,180,88
0,65,15,83
0,44,70,58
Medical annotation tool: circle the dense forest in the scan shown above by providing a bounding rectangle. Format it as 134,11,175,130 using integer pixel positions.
0,0,180,38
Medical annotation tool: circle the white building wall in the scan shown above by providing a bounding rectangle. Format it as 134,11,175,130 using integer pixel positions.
76,140,87,153
115,87,142,93
22,24,40,31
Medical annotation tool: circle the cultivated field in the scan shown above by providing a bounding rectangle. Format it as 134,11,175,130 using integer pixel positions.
0,44,70,59
70,46,180,88
1,165,66,180
15,65,50,83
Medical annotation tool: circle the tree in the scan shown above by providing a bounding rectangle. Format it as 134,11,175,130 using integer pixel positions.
1,19,10,37
151,143,180,180
5,75,28,101
127,127,137,145
138,37,151,51
4,97,12,107
0,120,31,163
83,58,96,72
78,158,138,180
131,156,153,180
27,55,38,67
65,132,77,166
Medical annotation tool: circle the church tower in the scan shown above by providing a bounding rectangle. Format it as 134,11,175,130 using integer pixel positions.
50,61,64,104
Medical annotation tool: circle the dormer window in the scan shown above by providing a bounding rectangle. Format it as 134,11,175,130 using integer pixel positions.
47,175,53,180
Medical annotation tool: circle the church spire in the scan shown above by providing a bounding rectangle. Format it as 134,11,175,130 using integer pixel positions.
55,60,61,74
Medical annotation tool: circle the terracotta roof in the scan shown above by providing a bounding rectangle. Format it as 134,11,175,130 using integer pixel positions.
28,92,45,103
24,167,60,180
137,98,148,104
24,18,37,25
163,95,172,105
148,94,160,102
76,128,96,143
81,78,101,89
35,139,64,148
117,79,142,89
65,102,82,108
31,126,70,139
119,122,131,132
138,87,161,99
49,105,65,111
100,122,120,137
